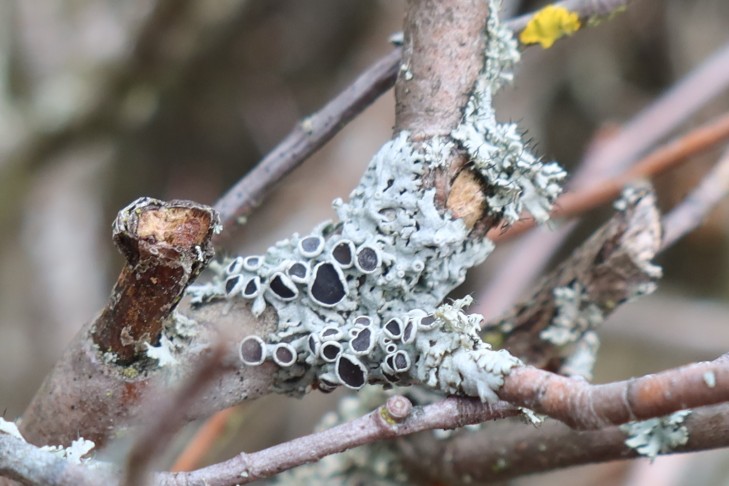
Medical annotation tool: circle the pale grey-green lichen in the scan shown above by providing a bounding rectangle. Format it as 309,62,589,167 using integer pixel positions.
0,418,95,465
620,410,691,461
187,0,555,401
559,330,600,380
541,282,604,347
451,0,565,224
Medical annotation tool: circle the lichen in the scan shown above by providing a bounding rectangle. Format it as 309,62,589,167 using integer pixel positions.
540,282,604,347
0,418,95,465
620,410,691,461
145,334,178,367
452,0,566,224
518,5,581,48
187,0,557,401
559,330,600,380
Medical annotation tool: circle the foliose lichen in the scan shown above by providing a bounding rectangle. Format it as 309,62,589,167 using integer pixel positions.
0,417,95,465
188,0,561,401
451,0,566,224
540,281,604,347
620,410,692,461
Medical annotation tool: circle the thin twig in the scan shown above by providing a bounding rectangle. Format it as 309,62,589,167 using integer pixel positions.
661,146,729,248
157,396,519,486
212,48,401,242
163,353,729,484
500,355,729,429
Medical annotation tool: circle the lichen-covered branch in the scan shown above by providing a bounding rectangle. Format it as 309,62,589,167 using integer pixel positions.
400,402,729,484
213,0,634,243
485,184,662,373
9,0,638,470
478,35,729,317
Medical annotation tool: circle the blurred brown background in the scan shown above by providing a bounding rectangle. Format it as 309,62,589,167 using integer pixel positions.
1,0,729,484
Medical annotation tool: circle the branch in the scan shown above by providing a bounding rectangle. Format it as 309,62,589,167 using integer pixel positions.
484,184,661,370
483,145,729,369
401,402,729,484
212,47,401,241
0,434,112,486
499,355,729,429
12,0,636,463
156,396,518,485
19,198,225,447
92,198,217,364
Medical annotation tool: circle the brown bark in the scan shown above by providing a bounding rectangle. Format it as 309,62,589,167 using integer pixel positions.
92,198,217,364
489,184,662,369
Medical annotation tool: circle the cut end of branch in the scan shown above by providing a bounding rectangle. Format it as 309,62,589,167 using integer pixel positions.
93,197,219,365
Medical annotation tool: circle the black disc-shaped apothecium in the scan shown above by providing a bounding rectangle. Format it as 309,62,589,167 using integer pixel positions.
309,262,347,307
299,235,325,258
384,318,403,340
331,240,354,268
402,319,417,344
269,272,298,301
273,343,297,367
287,261,309,282
226,257,244,275
350,327,374,355
243,255,263,271
336,355,367,389
225,275,243,296
242,276,261,299
418,314,438,330
321,341,342,362
319,325,342,341
308,334,320,356
353,315,372,327
391,350,411,372
239,336,266,366
355,245,380,273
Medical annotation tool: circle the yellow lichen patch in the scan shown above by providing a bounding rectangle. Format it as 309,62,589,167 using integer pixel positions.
519,5,581,48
